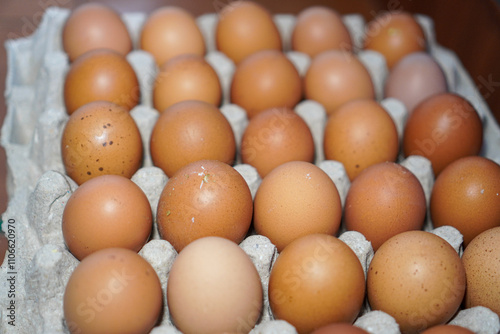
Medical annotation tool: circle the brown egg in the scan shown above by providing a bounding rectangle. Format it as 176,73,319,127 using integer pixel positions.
231,50,302,119
367,231,466,333
241,107,314,177
403,93,483,176
150,100,236,177
254,161,342,252
269,234,365,334
431,156,500,246
421,325,474,334
61,101,143,185
345,162,426,251
156,160,253,252
304,50,375,115
292,6,353,57
364,11,426,69
64,248,162,334
140,6,205,66
153,54,222,113
62,3,132,62
62,175,152,260
312,323,369,334
323,99,399,181
167,237,262,334
64,49,140,115
215,0,282,64
385,52,448,114
462,226,500,316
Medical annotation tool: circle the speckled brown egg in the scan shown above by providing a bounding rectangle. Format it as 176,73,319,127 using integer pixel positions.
230,50,302,119
140,6,205,66
64,248,162,334
269,234,365,334
462,226,500,317
61,101,143,185
304,50,375,115
64,49,140,115
292,6,353,57
216,0,282,64
345,162,426,251
431,156,500,246
150,100,236,177
62,175,152,260
156,160,253,252
367,231,466,333
323,99,399,181
62,3,132,62
153,54,222,113
241,107,314,177
403,93,483,176
253,161,342,252
421,325,474,334
312,323,369,334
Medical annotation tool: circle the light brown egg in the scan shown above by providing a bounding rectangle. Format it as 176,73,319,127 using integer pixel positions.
64,49,140,115
403,93,483,176
364,11,426,69
304,50,375,115
312,323,369,334
345,162,426,251
167,237,262,334
62,175,152,260
241,107,314,177
385,52,448,114
153,54,221,113
431,156,500,246
64,248,162,334
156,160,253,252
62,3,132,62
230,50,302,119
462,226,500,316
323,99,399,181
292,6,353,57
150,100,236,177
253,161,342,252
215,0,282,64
269,234,365,334
367,231,466,333
140,6,205,66
421,325,474,334
61,101,143,185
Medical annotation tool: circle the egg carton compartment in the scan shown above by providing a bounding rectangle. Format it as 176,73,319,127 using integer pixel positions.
1,6,500,334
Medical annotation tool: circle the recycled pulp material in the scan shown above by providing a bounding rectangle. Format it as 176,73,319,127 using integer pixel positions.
1,6,500,334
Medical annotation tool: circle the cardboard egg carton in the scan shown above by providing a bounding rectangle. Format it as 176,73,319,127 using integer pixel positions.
2,6,500,334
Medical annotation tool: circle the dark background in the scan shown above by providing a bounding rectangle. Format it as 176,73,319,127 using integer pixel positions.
1,0,499,214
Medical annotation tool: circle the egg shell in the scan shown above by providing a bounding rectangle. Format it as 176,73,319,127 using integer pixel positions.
215,0,282,64
345,162,427,250
62,174,153,260
167,236,263,334
64,247,163,334
150,100,236,177
64,49,140,115
62,3,132,62
420,324,474,334
241,107,315,177
462,227,500,317
312,323,369,334
140,6,206,66
61,101,143,185
303,50,375,115
269,234,366,334
430,156,500,246
156,160,253,252
403,92,483,175
230,49,302,119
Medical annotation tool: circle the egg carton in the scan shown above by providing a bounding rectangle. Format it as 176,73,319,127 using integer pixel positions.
1,6,500,334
